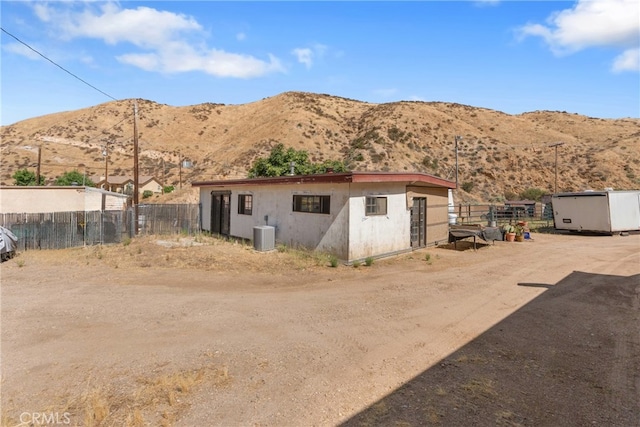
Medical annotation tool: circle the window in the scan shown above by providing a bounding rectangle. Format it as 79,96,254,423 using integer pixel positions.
238,194,253,215
366,196,387,216
293,195,330,214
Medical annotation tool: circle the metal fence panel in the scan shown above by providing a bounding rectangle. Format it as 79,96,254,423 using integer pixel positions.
0,204,200,251
136,204,200,236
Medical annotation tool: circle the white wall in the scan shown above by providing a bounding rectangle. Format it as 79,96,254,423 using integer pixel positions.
609,191,640,232
198,181,450,262
0,187,128,214
347,182,411,260
200,183,350,259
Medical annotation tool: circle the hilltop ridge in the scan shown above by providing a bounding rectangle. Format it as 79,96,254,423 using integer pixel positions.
1,91,639,203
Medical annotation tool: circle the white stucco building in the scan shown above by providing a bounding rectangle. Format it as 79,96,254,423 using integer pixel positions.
192,172,455,262
0,186,130,214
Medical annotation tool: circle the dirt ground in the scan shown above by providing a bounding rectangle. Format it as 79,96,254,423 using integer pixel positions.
1,232,639,426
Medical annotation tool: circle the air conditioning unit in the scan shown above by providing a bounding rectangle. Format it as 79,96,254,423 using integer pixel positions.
253,225,275,251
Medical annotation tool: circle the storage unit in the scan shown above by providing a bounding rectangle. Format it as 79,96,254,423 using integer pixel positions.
552,190,640,234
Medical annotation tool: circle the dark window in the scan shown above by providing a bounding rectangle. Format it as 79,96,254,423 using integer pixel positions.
293,195,330,214
238,194,253,215
366,196,387,215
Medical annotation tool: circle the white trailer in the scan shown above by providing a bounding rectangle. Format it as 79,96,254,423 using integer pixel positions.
552,190,640,234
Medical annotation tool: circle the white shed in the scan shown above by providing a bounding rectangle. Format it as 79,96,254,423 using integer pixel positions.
552,190,640,234
0,186,130,214
192,172,455,262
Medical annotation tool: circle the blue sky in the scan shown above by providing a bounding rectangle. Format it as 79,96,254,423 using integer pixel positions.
1,1,638,126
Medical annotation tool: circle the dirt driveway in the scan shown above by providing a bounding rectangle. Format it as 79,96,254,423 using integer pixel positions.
2,232,639,426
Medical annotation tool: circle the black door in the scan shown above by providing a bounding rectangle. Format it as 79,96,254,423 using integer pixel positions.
211,192,231,236
411,197,427,248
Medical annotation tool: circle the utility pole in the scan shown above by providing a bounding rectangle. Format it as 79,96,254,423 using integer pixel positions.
161,158,166,192
36,146,42,185
133,100,140,234
454,135,462,189
549,142,564,194
102,142,109,191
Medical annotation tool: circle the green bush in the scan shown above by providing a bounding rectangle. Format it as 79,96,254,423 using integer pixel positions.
142,190,153,199
13,169,45,186
55,170,95,187
461,181,475,192
519,188,546,202
365,256,374,266
329,255,339,268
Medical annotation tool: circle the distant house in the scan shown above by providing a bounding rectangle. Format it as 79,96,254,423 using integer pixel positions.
93,175,163,196
0,186,130,214
192,172,456,263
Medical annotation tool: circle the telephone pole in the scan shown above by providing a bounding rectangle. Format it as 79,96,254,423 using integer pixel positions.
36,146,42,185
454,135,462,189
550,142,564,194
102,142,109,191
133,100,140,234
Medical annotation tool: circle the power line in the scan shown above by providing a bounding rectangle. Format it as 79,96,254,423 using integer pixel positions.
1,27,118,101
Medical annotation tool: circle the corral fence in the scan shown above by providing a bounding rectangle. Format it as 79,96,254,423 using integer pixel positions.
455,203,553,226
0,204,200,252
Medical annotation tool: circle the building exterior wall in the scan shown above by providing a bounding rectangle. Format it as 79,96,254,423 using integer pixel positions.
0,186,128,214
200,183,351,259
140,179,163,194
199,181,451,262
347,182,411,261
409,186,450,246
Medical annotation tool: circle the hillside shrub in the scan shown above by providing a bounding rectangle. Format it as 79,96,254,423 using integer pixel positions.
519,188,546,202
461,181,475,192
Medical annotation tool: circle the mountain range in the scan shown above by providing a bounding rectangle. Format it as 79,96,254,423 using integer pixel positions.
2,91,639,203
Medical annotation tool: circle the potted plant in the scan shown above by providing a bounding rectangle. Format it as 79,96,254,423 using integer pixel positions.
503,224,516,242
514,224,525,242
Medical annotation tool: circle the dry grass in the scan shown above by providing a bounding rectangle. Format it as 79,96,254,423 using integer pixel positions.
0,364,232,427
461,377,498,399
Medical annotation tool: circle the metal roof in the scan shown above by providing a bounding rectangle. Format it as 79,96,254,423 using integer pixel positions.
191,171,456,189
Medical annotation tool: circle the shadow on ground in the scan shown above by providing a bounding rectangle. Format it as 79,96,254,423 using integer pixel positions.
342,271,640,427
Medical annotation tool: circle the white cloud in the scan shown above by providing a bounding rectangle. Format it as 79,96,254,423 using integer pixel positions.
517,0,639,71
612,48,640,72
291,44,329,69
236,32,246,41
292,48,313,68
3,42,42,60
29,2,285,78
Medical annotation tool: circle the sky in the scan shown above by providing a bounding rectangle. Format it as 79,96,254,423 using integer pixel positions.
1,0,638,126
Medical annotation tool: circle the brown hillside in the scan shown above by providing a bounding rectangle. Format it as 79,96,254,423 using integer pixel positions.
1,91,639,203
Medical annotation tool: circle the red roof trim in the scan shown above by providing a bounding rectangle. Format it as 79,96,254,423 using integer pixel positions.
191,172,455,189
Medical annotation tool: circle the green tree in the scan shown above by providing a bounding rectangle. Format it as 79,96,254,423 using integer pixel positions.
163,185,175,194
248,143,347,178
519,187,546,202
55,170,95,187
12,169,44,186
